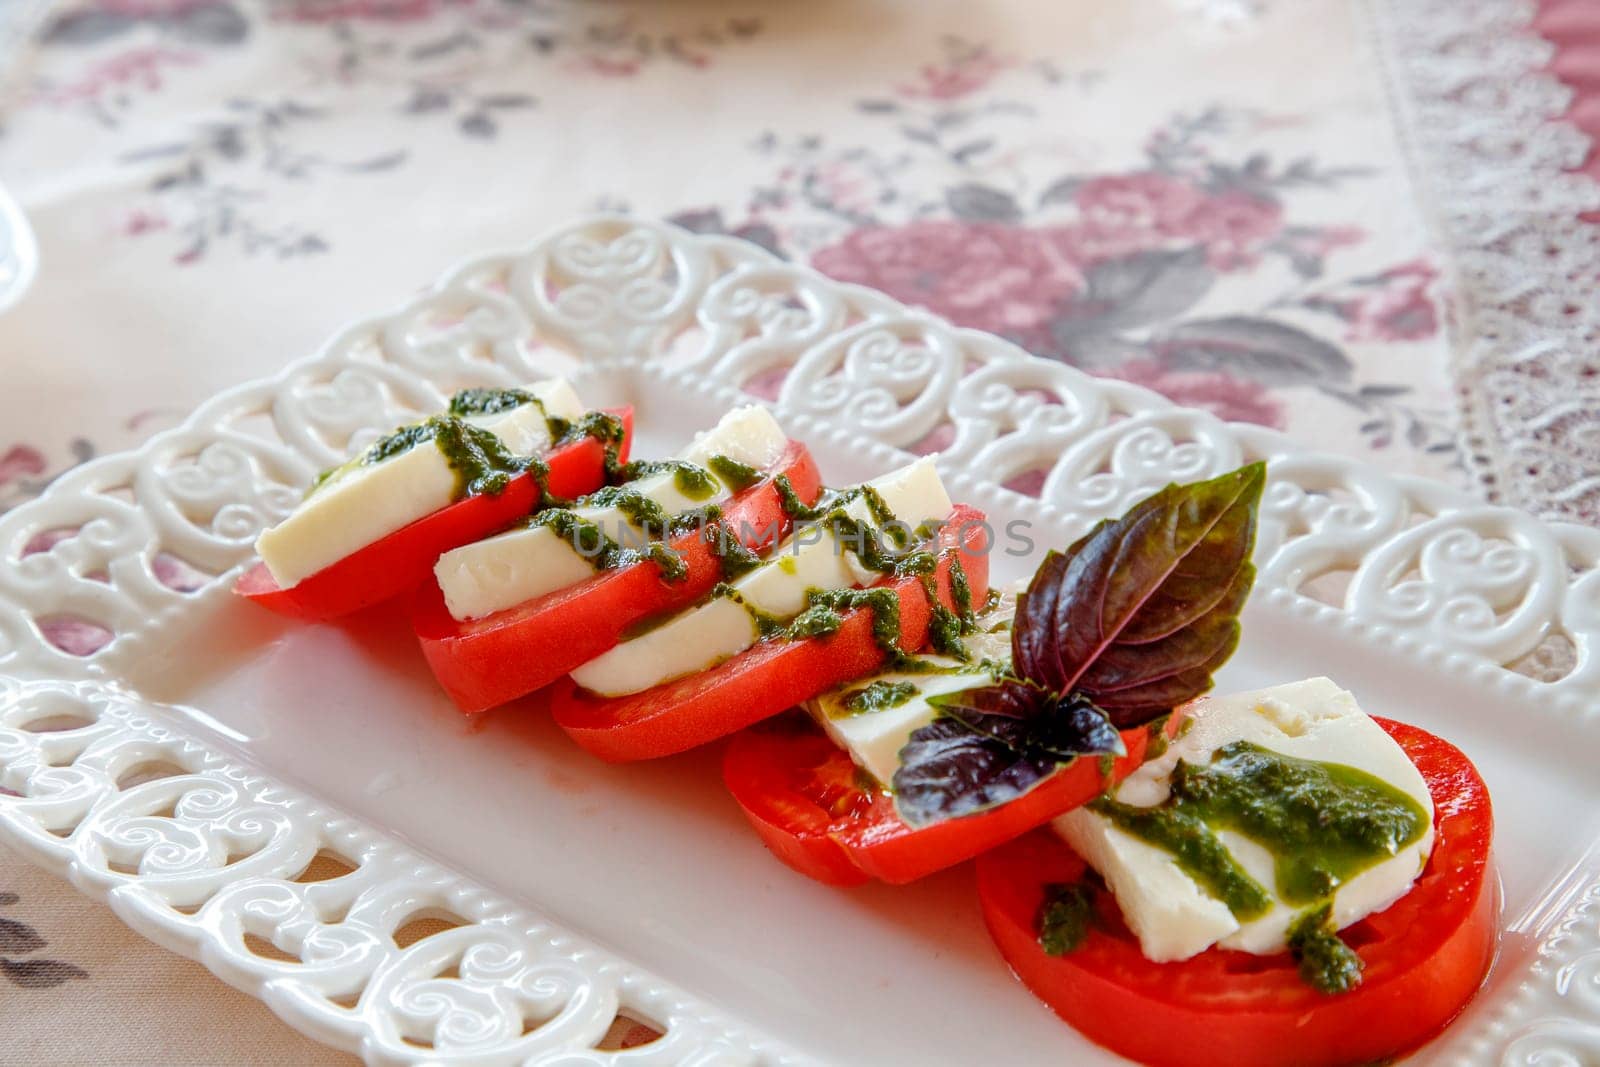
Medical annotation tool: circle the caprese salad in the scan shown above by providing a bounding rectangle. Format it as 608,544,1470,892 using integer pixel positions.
236,389,1497,1066
238,378,633,620
413,404,825,713
976,684,1495,1067
723,461,1263,886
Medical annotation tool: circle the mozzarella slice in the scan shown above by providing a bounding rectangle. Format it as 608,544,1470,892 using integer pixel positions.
1053,678,1434,962
569,457,953,697
435,405,788,621
808,624,1012,787
255,378,583,588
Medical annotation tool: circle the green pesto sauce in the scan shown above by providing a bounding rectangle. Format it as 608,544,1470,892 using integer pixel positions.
669,503,722,538
707,454,764,492
675,464,718,500
1097,753,1118,786
711,581,788,639
607,457,718,500
894,656,981,678
697,472,979,664
1090,740,1428,994
837,679,919,716
448,388,572,441
926,603,967,660
1037,881,1097,957
581,485,671,530
567,409,627,452
706,529,764,581
1090,797,1274,920
1093,741,1428,918
787,587,904,659
528,507,689,583
447,386,535,417
309,395,626,505
1287,902,1364,995
826,512,906,575
926,557,979,660
893,550,936,577
948,556,974,619
772,474,820,521
367,415,533,500
1170,741,1429,906
1144,714,1173,761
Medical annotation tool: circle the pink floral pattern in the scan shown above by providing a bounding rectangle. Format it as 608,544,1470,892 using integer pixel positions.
1104,360,1285,428
1066,173,1283,269
1334,259,1440,342
897,36,1014,100
2,440,95,515
29,1,764,256
270,0,465,24
0,446,47,488
813,222,1083,336
2,19,1458,520
672,63,1454,457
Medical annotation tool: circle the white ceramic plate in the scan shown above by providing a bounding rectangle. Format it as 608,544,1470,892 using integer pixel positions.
3,218,1599,1066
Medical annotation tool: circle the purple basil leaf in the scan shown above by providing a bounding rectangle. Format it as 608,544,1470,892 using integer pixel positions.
1077,559,1252,692
1091,641,1235,714
1013,462,1264,725
891,682,1124,828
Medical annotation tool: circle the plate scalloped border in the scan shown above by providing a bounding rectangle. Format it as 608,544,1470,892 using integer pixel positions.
2,217,1597,1065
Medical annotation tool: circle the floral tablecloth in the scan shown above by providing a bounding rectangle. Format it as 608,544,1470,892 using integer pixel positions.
0,0,1594,1061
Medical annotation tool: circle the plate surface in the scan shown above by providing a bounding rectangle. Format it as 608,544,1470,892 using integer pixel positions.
2,218,1599,1065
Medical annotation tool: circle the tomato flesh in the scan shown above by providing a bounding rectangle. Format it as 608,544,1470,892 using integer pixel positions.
975,717,1497,1067
234,408,632,622
412,441,823,714
723,711,1183,886
550,504,992,762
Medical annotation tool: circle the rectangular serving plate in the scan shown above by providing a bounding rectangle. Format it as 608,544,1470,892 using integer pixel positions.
3,219,1598,1065
114,365,1593,1062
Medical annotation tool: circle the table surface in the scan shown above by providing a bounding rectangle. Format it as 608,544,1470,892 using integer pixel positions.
0,0,1594,1062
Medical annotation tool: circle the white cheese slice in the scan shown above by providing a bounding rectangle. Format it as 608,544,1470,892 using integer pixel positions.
435,405,788,621
1052,677,1435,962
569,457,953,697
255,378,583,588
807,625,1012,787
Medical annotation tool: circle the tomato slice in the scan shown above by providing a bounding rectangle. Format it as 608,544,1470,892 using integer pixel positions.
723,711,1182,887
975,717,1497,1067
549,504,993,762
234,408,633,622
412,440,824,714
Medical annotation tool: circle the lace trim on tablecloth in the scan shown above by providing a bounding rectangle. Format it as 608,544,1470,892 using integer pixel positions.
1375,0,1600,527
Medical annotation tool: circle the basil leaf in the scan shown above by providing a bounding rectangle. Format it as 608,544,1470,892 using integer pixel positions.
1013,462,1264,725
891,682,1124,827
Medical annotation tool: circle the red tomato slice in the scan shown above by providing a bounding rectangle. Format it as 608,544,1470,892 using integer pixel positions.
234,408,633,622
975,717,1497,1067
412,440,824,714
549,504,993,762
723,711,1183,887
